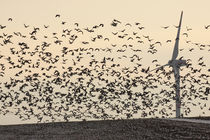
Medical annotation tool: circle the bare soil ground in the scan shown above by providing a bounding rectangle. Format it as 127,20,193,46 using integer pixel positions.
0,117,210,140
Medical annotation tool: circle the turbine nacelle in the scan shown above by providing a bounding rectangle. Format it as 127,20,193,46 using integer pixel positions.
168,59,187,67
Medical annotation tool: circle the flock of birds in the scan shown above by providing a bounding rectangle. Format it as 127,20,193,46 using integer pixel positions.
0,15,209,123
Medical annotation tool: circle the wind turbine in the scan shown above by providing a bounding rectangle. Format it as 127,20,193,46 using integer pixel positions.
150,11,187,118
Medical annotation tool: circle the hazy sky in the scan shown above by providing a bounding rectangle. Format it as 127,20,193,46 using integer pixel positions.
1,0,210,44
1,0,210,27
0,0,210,125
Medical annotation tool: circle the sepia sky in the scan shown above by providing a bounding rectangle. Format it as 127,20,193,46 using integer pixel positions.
1,0,210,42
0,0,210,125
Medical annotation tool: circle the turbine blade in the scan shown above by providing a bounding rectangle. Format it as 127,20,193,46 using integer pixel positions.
171,11,183,60
150,63,169,72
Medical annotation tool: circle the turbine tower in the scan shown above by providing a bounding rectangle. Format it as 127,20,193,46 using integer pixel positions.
151,11,186,118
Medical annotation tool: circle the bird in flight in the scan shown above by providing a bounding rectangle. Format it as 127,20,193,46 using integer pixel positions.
174,25,179,28
113,19,121,23
125,23,132,27
24,24,29,28
111,22,117,27
8,18,13,21
74,23,79,27
62,21,66,25
185,40,191,43
138,27,145,30
0,25,6,29
161,26,169,29
204,25,210,29
44,25,49,28
135,22,140,25
186,26,192,31
55,14,60,18
182,33,188,37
